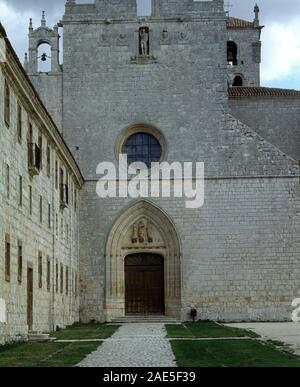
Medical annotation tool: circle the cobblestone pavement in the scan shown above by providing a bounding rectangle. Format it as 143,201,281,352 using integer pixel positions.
77,323,177,367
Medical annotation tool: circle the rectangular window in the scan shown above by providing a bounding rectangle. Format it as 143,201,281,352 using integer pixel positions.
40,196,43,223
18,241,23,284
74,189,77,211
38,252,43,289
6,164,10,200
72,270,75,294
17,103,22,142
28,122,33,143
56,261,59,293
61,218,64,240
60,168,64,187
66,266,69,296
75,271,78,298
55,160,58,190
4,80,10,127
29,185,32,215
56,214,58,236
47,257,51,292
19,176,23,207
60,264,63,294
47,145,51,178
48,203,51,229
5,234,11,282
38,135,43,170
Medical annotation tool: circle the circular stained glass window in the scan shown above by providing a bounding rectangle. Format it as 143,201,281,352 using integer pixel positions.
122,132,162,168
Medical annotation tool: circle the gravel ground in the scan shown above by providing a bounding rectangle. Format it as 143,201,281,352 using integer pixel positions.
77,323,177,368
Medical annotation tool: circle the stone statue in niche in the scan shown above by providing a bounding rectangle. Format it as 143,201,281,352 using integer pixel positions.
132,220,153,244
132,222,139,244
139,27,149,56
138,221,147,243
162,29,169,40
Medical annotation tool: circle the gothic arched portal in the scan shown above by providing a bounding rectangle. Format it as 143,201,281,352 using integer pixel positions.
105,201,181,320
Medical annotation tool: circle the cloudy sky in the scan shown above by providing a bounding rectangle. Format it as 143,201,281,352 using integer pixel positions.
1,0,300,89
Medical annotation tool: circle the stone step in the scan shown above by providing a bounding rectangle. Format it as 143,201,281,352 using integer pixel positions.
28,332,55,342
111,316,179,324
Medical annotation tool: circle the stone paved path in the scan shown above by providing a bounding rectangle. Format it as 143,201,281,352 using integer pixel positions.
77,323,177,367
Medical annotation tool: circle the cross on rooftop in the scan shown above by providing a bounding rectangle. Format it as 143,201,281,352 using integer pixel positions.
224,1,233,16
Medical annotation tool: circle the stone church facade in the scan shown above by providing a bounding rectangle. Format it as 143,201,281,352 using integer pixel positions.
1,0,300,343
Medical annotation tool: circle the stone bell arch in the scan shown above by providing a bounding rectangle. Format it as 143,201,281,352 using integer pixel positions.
105,200,181,321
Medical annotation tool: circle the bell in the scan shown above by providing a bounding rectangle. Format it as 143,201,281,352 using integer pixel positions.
227,51,234,61
41,53,47,62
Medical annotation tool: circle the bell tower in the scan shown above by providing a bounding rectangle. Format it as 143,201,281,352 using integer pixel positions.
25,11,63,129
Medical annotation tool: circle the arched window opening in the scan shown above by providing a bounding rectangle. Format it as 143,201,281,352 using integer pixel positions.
37,43,51,73
233,75,243,87
137,0,152,16
122,132,162,168
227,41,238,66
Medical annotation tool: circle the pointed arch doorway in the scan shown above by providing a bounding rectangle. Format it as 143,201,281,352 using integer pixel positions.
125,253,164,315
105,201,181,321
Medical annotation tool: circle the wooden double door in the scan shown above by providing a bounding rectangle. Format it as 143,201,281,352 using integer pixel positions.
125,253,165,315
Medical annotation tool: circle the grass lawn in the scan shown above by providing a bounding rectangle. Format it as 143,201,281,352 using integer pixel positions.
49,323,120,340
171,339,300,367
166,321,259,339
0,323,120,367
0,341,100,367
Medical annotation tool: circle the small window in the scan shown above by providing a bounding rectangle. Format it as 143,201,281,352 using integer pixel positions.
28,122,33,144
19,176,23,207
60,264,64,294
56,214,58,236
29,185,32,216
5,234,11,282
72,270,75,294
39,196,43,223
56,261,59,293
55,160,58,189
47,145,51,178
227,41,238,66
18,241,23,284
38,135,43,170
75,271,78,298
122,132,162,168
47,257,51,292
137,0,152,16
61,218,64,240
4,80,10,127
6,164,10,200
37,43,52,73
233,75,243,87
38,252,43,288
17,103,22,142
66,266,69,296
74,188,77,211
48,203,51,229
